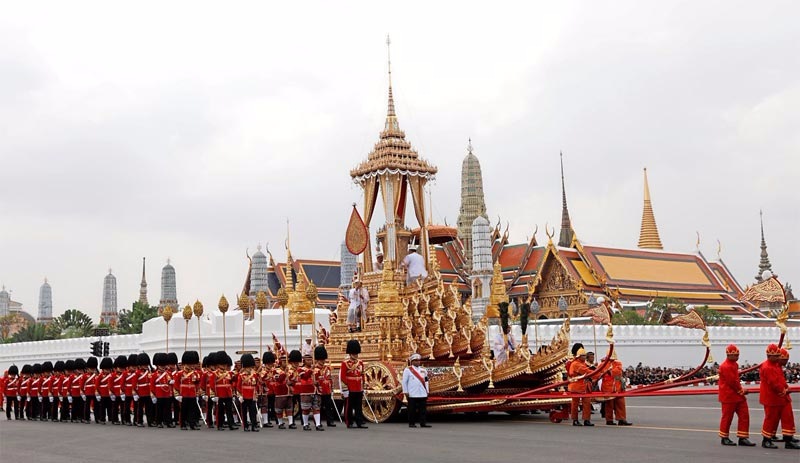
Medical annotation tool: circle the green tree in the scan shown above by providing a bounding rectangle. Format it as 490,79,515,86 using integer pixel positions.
645,297,686,324
691,305,733,326
11,323,52,342
116,301,159,335
46,309,96,339
611,309,652,325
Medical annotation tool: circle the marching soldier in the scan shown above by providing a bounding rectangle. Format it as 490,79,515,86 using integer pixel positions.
236,353,260,432
109,356,127,424
285,350,302,429
569,348,594,426
39,361,53,421
71,358,87,423
176,351,202,430
18,365,31,420
340,340,368,428
50,361,63,421
133,353,152,427
314,345,337,428
776,348,799,448
29,364,41,420
717,344,753,446
121,354,137,426
96,357,114,424
270,351,292,429
214,351,237,431
759,344,792,449
259,351,277,428
150,353,174,428
82,357,99,424
61,360,76,422
5,365,19,420
203,352,218,429
296,353,318,431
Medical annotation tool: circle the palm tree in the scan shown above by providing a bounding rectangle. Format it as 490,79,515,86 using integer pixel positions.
12,323,51,342
47,309,95,339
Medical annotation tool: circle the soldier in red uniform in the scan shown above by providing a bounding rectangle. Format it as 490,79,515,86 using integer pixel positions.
259,351,276,428
296,353,319,431
717,344,754,446
283,350,302,429
176,351,202,430
18,365,31,420
38,362,53,421
775,348,799,448
213,351,237,431
270,351,292,429
120,354,137,426
340,340,368,429
71,358,87,423
4,365,19,420
82,357,99,424
569,348,594,426
61,360,76,422
49,361,63,421
202,352,217,429
132,353,152,427
236,353,260,432
29,364,41,420
108,356,127,424
314,345,337,428
759,344,795,449
150,353,174,428
95,357,114,424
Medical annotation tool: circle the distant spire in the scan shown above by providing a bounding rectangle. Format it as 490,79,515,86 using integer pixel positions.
638,168,663,249
384,34,399,132
755,210,774,282
457,138,488,266
139,257,148,305
558,152,574,247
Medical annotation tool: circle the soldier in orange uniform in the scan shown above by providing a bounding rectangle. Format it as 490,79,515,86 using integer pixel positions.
775,349,799,448
340,340,368,429
600,351,632,426
759,344,797,449
717,344,754,446
569,348,593,426
236,353,260,432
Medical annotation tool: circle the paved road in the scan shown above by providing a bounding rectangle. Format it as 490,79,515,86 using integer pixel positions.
1,395,798,463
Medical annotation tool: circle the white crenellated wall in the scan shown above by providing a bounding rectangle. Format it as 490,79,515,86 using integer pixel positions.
2,314,797,372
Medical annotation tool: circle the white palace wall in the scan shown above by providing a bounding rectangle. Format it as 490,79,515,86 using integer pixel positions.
1,314,797,372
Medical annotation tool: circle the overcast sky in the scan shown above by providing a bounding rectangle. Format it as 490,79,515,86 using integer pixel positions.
1,1,798,321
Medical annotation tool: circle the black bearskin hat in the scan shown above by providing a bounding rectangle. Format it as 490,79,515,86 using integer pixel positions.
346,339,361,355
314,345,328,361
217,351,232,367
137,353,151,368
288,350,302,363
86,357,98,370
64,359,76,371
127,354,138,366
32,363,42,374
8,365,18,376
181,350,199,365
53,361,65,372
74,358,86,370
571,343,585,357
42,361,53,373
99,357,113,370
240,353,256,369
154,353,166,367
201,356,208,368
113,355,127,369
21,364,31,375
167,352,179,365
206,352,218,367
262,351,276,365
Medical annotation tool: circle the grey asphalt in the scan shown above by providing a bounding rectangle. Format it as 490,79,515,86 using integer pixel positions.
1,395,798,463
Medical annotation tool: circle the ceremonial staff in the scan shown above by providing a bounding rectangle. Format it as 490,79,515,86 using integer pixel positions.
218,295,229,350
163,305,173,353
194,300,204,357
276,287,289,350
182,305,192,351
256,291,268,356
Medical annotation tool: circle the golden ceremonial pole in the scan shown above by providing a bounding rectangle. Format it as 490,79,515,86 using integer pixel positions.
194,300,204,357
256,291,267,356
218,295,229,351
276,288,289,350
182,305,192,351
163,306,173,353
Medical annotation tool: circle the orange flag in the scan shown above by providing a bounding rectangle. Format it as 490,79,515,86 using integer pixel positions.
345,204,368,255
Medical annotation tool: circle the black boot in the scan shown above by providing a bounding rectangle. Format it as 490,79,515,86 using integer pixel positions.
606,420,616,425
762,438,778,449
785,436,800,450
583,420,594,427
617,420,633,426
572,420,582,426
720,437,736,446
737,437,755,446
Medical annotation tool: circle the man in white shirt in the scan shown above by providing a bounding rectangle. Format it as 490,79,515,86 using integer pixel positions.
401,353,431,428
301,337,313,357
400,247,428,285
347,281,369,333
492,325,516,365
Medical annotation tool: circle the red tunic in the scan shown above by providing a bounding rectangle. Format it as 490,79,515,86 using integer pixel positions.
214,370,234,399
4,377,18,397
177,369,200,398
759,361,787,407
97,372,113,397
150,369,173,399
294,366,316,394
718,359,745,403
50,374,62,397
19,377,30,397
235,371,259,400
134,370,150,396
29,377,41,398
110,371,123,396
314,364,332,395
70,373,85,397
83,372,97,396
339,359,364,393
40,375,52,397
268,368,289,396
123,370,136,396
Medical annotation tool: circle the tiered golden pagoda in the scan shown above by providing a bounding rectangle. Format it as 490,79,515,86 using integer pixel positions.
485,261,508,318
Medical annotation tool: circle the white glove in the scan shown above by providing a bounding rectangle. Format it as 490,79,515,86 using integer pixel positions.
176,396,182,402
49,396,54,403
238,396,243,403
152,396,157,404
26,395,30,400
96,395,101,402
212,397,218,403
120,394,126,401
68,396,73,404
168,380,175,385
16,395,21,401
38,396,43,402
81,394,86,400
341,390,349,399
133,394,139,402
110,394,116,401
202,395,208,401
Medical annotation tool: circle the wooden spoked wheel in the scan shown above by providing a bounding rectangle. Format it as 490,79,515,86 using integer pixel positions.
362,362,400,423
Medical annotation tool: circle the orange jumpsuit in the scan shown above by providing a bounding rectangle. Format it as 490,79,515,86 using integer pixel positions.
717,358,748,439
569,358,592,422
601,360,627,423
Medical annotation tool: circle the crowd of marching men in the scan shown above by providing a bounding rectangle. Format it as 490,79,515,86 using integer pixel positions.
1,339,372,431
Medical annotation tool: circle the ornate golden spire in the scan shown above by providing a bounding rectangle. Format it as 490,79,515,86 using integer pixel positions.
638,168,663,249
385,34,399,132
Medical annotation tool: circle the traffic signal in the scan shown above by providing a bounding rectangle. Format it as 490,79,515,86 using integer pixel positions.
90,341,101,356
102,342,110,356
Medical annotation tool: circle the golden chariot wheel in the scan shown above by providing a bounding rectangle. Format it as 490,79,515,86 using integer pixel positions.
362,361,400,423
